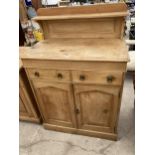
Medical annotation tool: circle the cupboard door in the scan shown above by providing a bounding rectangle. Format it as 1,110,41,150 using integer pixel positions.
19,95,28,117
19,86,33,117
74,84,120,133
19,67,40,123
32,81,76,128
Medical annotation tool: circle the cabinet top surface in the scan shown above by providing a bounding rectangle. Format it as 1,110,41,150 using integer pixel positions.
20,38,129,62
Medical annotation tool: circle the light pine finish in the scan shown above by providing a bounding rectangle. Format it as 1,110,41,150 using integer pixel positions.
20,3,128,140
27,68,123,85
23,61,126,140
27,68,71,82
34,18,125,39
34,3,128,40
34,13,127,20
43,123,117,140
19,63,40,123
21,60,127,71
37,3,128,16
19,39,129,62
19,92,30,117
37,18,124,39
72,71,123,85
31,80,77,128
74,85,120,133
19,86,33,117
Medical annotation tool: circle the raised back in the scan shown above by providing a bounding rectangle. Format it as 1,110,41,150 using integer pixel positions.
33,3,128,39
37,3,127,16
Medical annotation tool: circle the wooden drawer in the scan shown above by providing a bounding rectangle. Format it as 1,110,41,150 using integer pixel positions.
72,71,123,85
27,69,71,82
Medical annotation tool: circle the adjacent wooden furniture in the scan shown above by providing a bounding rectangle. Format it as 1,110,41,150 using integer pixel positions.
19,20,26,46
19,60,41,123
31,0,42,11
20,3,129,140
19,0,28,23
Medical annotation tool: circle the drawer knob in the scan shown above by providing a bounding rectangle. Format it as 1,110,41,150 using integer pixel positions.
80,75,85,81
107,75,114,83
57,73,63,79
103,109,108,114
75,108,80,114
34,71,40,77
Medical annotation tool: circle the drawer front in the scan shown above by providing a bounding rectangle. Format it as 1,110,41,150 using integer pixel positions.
72,71,123,85
27,69,71,82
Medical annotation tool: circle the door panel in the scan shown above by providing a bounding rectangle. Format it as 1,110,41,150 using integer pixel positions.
19,95,28,116
19,68,39,120
32,81,76,128
19,86,33,117
74,84,120,133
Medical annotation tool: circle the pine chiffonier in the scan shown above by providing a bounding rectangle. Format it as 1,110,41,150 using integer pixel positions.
20,3,129,140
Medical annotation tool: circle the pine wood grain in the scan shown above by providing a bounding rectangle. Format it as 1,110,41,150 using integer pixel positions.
20,39,129,62
72,70,123,85
20,3,128,140
23,60,127,71
37,3,127,16
32,81,77,128
34,3,127,40
19,65,41,123
33,12,127,21
43,123,117,140
27,69,71,82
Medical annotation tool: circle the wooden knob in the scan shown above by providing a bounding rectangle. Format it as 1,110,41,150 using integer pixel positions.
80,75,85,81
57,73,63,79
34,71,40,77
107,75,114,83
75,108,80,114
103,109,108,114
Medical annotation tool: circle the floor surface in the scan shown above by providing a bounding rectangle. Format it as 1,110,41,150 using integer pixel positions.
19,73,135,155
